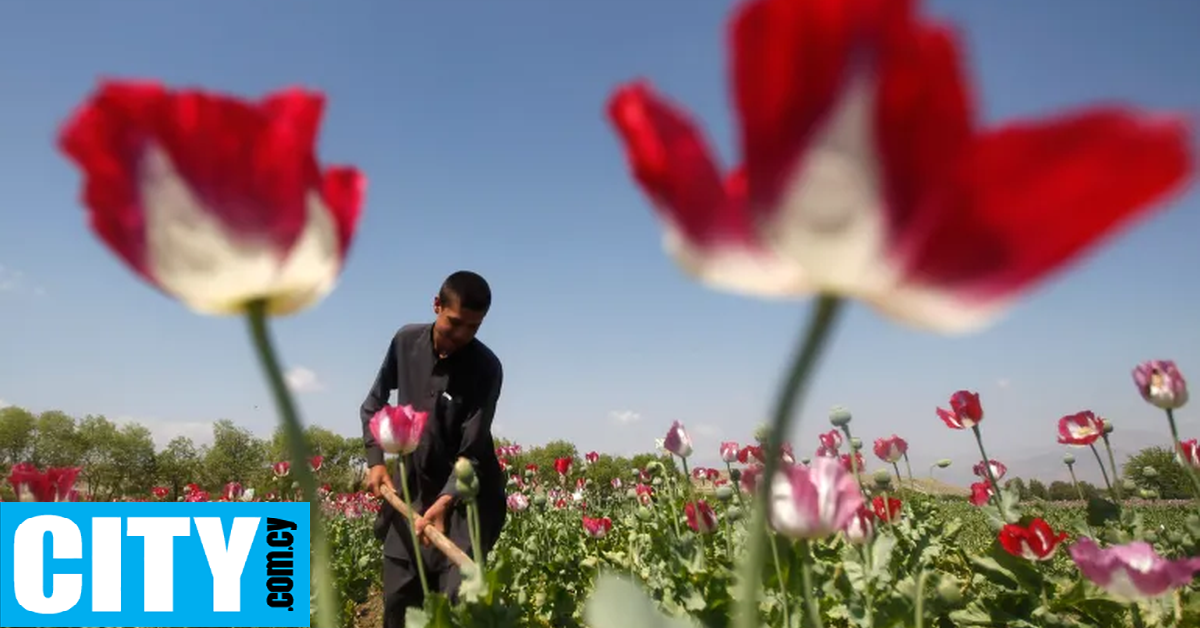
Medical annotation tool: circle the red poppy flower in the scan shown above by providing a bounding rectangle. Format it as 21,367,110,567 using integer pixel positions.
872,495,902,522
1057,411,1105,446
605,0,1191,333
999,518,1068,561
58,80,365,317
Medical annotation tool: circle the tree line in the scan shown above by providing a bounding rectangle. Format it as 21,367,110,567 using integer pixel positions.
0,405,674,501
1002,445,1194,501
4,404,1187,502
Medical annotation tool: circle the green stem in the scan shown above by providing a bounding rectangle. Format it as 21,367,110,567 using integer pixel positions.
903,452,914,483
1067,465,1086,502
892,462,904,494
970,426,1003,509
733,294,844,628
724,517,734,563
1101,435,1124,501
1164,409,1200,508
768,533,790,628
1131,602,1146,628
840,426,865,494
859,544,874,626
246,301,338,628
1088,443,1114,497
798,539,825,628
726,461,746,507
914,569,929,628
469,501,484,567
680,456,692,499
397,459,430,596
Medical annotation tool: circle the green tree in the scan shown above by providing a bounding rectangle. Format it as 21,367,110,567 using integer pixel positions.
266,424,361,492
1027,478,1049,500
108,424,157,497
580,453,632,490
1123,446,1192,499
1047,480,1077,501
202,419,267,490
157,436,203,498
522,439,580,486
32,410,82,468
76,414,120,497
1004,477,1029,500
0,406,37,469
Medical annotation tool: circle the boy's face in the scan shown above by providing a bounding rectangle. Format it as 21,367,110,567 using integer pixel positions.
433,296,485,356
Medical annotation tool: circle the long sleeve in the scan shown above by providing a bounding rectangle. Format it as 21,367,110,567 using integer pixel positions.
439,362,503,501
360,336,399,468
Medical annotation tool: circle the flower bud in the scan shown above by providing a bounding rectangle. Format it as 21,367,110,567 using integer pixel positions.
850,437,863,451
532,493,547,507
456,475,480,500
1142,466,1158,478
873,469,893,489
1167,530,1185,544
828,406,852,427
1102,419,1114,434
725,505,744,522
636,506,654,521
729,468,742,483
936,576,963,606
1123,479,1137,491
715,485,734,502
753,423,770,444
454,457,476,481
646,461,664,475
800,458,811,466
1062,453,1075,465
936,459,952,468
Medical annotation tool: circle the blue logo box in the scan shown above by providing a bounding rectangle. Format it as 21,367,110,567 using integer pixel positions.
0,501,311,627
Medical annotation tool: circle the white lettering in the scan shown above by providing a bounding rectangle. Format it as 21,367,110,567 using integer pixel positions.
12,515,82,614
91,517,122,611
126,517,190,612
194,517,260,612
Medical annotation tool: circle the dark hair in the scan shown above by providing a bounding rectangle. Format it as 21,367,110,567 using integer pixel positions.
438,270,492,313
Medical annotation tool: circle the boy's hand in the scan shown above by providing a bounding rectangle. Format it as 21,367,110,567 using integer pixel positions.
415,495,453,546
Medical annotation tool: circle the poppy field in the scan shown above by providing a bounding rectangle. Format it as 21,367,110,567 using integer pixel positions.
9,383,1200,628
353,384,1200,628
6,0,1199,625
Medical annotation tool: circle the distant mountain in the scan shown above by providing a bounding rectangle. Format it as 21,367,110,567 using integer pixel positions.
939,428,1174,489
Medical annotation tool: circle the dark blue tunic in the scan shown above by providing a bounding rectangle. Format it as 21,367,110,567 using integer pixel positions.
359,323,506,575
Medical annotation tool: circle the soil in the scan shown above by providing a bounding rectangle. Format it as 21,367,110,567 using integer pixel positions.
354,588,385,628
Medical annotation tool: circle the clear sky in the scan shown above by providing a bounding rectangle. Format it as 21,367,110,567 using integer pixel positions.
1,1,1198,482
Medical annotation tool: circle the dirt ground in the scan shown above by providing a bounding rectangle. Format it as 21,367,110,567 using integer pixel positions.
353,588,385,628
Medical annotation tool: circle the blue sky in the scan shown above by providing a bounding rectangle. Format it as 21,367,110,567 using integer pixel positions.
1,1,1198,484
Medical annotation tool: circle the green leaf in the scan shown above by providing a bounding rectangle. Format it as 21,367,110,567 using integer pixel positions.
681,589,707,612
1085,496,1122,527
999,486,1023,524
949,601,1003,626
870,533,897,580
584,573,703,628
842,560,867,593
967,556,1020,589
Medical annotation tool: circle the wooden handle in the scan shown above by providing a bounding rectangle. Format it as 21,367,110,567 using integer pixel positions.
378,484,475,569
